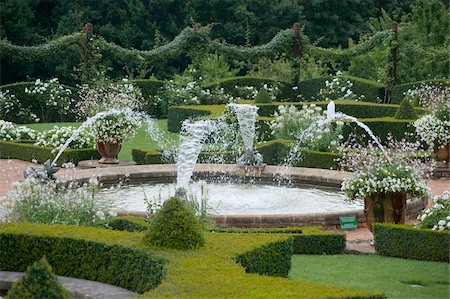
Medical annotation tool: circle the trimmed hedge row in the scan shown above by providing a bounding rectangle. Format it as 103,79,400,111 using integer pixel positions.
0,225,166,293
0,141,100,165
391,79,450,104
256,100,425,119
167,106,211,132
206,75,385,102
373,223,450,262
131,79,165,117
102,216,150,232
132,140,341,169
0,81,78,123
236,238,294,277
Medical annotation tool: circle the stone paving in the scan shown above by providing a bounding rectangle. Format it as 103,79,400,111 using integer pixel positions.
1,158,449,254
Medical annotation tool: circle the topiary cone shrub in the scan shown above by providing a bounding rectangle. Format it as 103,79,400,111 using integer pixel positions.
395,97,417,119
254,88,272,103
6,257,72,299
144,196,205,250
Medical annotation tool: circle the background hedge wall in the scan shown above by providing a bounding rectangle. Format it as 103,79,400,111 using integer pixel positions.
373,223,450,262
0,225,166,293
0,141,100,165
167,106,212,132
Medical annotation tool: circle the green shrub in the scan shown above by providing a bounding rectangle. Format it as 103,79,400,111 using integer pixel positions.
236,238,294,277
0,82,78,123
131,79,165,118
132,148,164,164
0,141,100,165
254,88,272,103
0,225,166,293
167,106,211,132
294,227,346,254
395,97,417,119
392,79,450,104
6,257,72,299
373,223,450,262
144,196,205,250
103,216,150,232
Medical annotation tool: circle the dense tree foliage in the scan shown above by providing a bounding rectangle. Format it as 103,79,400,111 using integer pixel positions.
0,0,447,85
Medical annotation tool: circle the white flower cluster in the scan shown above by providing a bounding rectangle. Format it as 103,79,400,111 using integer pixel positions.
0,120,37,141
270,104,344,152
34,126,94,149
414,114,450,149
319,71,365,101
416,192,450,231
341,164,430,202
25,78,73,115
405,83,450,113
1,177,114,225
0,90,39,122
235,84,279,101
77,79,144,117
91,111,140,144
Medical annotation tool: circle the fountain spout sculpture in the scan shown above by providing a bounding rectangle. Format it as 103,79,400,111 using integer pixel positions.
23,159,59,180
228,103,264,167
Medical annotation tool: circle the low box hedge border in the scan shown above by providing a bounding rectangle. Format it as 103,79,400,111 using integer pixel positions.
373,223,450,262
0,224,166,293
0,223,382,298
0,141,100,165
132,140,341,170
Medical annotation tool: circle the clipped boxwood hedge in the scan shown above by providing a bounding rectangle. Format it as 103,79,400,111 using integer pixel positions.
373,223,450,262
102,216,150,232
167,106,212,132
131,79,165,117
0,141,100,165
236,238,294,277
391,79,450,104
0,82,78,123
0,223,382,298
132,140,341,169
0,224,166,293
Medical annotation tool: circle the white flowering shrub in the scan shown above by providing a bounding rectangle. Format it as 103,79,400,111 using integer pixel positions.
0,120,37,141
341,163,429,202
405,83,450,113
3,178,114,226
0,90,39,123
34,126,94,149
414,114,450,149
340,136,432,202
318,71,365,101
234,84,280,101
416,192,450,231
25,78,73,122
270,104,344,152
91,110,140,144
77,78,144,117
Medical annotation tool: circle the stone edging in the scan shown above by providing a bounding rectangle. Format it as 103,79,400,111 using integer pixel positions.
0,271,134,299
56,164,426,228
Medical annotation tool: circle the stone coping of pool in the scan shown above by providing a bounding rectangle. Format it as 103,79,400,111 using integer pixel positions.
55,164,427,228
0,271,134,299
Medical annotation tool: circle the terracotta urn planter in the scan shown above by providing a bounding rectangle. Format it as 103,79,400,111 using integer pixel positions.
364,192,407,231
96,141,122,164
434,144,450,167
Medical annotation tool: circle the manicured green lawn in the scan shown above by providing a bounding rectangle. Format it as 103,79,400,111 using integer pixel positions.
290,254,450,299
26,120,179,161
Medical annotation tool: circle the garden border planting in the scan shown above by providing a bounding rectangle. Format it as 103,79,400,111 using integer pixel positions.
373,223,450,262
0,141,100,165
0,224,166,293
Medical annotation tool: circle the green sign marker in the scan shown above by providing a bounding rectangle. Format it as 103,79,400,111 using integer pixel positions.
339,215,357,230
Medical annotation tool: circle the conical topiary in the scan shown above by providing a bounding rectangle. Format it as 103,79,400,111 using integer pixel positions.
254,88,272,103
395,97,417,119
144,196,205,250
6,257,72,299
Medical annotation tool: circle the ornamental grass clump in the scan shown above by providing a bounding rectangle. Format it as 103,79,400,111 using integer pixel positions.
144,196,205,250
2,177,114,225
339,136,432,202
6,257,72,299
416,191,450,231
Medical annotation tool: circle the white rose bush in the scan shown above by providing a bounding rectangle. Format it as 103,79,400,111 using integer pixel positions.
416,192,450,231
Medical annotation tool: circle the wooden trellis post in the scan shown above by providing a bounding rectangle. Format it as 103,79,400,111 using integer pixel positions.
292,22,302,88
384,22,398,103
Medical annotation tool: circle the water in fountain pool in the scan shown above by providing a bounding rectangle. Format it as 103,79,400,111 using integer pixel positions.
103,181,363,215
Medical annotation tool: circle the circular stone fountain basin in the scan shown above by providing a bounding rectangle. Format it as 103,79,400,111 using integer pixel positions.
104,181,363,215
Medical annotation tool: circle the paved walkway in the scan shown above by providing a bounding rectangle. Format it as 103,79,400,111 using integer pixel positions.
1,159,448,254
